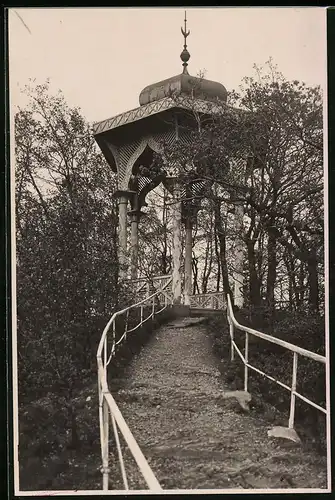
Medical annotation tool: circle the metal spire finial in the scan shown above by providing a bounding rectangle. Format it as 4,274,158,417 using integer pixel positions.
180,10,190,74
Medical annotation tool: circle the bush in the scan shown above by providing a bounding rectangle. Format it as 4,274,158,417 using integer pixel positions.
18,304,174,491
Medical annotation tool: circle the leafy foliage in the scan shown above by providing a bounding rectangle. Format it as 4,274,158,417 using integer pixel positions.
15,83,176,490
16,81,120,447
148,61,324,315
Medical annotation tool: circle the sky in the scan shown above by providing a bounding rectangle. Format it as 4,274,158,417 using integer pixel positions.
8,7,326,124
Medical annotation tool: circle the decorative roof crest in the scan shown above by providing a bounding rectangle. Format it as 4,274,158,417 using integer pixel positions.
180,11,190,74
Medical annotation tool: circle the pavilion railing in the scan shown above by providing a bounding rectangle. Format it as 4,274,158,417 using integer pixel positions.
97,277,172,491
226,294,328,430
190,291,225,310
128,274,173,303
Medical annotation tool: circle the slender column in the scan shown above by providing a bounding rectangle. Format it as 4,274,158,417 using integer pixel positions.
114,190,135,280
118,196,128,279
130,214,139,281
234,201,244,308
128,209,144,281
184,215,193,306
171,181,183,304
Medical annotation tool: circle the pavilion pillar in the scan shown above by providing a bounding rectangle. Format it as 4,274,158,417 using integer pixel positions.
128,209,144,281
184,215,193,306
234,201,244,308
114,190,134,280
171,181,183,304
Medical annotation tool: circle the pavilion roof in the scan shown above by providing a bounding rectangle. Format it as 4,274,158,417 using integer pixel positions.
92,95,235,137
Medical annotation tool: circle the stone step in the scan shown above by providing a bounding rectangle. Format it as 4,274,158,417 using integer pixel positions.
190,307,224,316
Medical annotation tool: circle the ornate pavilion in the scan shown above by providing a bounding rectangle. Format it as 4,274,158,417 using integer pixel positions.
93,13,244,307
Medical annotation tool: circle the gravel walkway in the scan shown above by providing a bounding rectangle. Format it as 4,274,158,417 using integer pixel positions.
110,317,327,491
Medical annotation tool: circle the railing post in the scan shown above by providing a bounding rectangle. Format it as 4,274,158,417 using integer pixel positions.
111,415,129,489
289,352,298,428
184,215,193,306
124,310,129,341
229,320,235,362
98,382,104,490
211,295,215,309
112,319,116,345
102,397,110,490
140,305,143,325
244,332,249,392
171,180,183,305
152,297,155,319
104,336,107,371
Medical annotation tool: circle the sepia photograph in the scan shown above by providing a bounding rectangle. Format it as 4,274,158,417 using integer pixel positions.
8,6,330,494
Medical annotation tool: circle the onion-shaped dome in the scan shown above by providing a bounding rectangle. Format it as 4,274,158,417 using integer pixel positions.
139,73,228,106
139,11,228,106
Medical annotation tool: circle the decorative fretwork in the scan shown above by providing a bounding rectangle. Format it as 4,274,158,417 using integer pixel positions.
121,138,150,189
109,138,149,189
93,96,237,136
137,176,154,193
110,126,197,193
102,96,247,197
148,129,177,153
190,291,225,310
181,177,212,220
126,274,173,305
178,129,194,147
132,174,164,209
93,98,173,135
106,141,120,168
118,140,144,174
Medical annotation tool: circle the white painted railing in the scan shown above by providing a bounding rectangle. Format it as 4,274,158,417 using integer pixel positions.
130,278,225,311
226,294,327,430
97,277,173,491
128,274,173,303
190,291,225,310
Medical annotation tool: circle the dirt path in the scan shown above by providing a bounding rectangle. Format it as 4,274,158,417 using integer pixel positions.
110,317,327,491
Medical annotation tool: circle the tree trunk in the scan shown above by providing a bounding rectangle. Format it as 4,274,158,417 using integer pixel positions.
214,228,221,291
307,247,319,313
201,237,210,294
161,187,168,275
213,201,231,300
192,257,200,295
299,260,305,309
202,230,213,294
266,225,277,318
284,253,294,312
247,239,261,307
